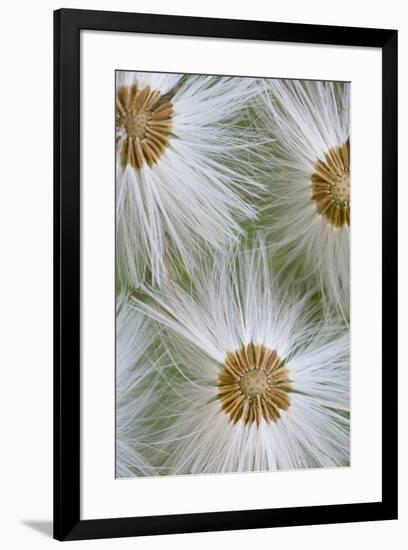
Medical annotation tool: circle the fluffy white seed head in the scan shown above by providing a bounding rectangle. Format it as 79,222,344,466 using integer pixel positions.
259,79,350,319
116,293,161,477
116,72,263,288
131,241,350,474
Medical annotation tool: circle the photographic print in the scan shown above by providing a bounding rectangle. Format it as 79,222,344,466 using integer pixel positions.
115,71,350,478
54,10,397,539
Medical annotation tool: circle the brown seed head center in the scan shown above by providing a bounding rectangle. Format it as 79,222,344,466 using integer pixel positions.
124,111,151,141
116,83,173,171
311,140,350,228
239,370,269,398
332,170,350,203
218,344,291,427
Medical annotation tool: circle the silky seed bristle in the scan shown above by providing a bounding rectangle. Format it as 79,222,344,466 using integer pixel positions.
311,140,350,228
218,344,291,427
116,84,173,170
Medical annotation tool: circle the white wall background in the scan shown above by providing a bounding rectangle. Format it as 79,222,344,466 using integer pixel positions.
0,0,405,548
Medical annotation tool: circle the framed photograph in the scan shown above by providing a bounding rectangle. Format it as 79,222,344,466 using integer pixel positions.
54,8,398,541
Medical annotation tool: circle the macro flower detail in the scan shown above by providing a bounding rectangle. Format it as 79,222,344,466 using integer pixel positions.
116,71,260,287
219,344,291,426
115,73,351,479
132,243,350,474
116,84,173,170
311,140,350,228
260,79,350,317
116,293,159,478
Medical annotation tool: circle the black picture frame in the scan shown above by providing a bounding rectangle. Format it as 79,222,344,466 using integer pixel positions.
54,8,398,541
